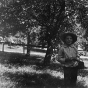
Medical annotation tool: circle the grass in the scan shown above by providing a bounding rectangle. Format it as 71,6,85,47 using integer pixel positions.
0,51,88,88
0,51,44,66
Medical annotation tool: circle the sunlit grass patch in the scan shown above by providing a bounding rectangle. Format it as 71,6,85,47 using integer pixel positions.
0,75,16,88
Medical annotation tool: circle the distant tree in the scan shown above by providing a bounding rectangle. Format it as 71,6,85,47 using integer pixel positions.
0,1,39,55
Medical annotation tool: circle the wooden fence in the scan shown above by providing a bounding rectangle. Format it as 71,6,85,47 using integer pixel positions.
0,42,85,56
0,42,47,54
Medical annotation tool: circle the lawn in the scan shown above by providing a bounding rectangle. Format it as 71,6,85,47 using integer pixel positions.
0,50,88,88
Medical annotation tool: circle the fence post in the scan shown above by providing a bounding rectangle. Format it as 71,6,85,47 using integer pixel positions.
23,45,25,54
2,42,4,52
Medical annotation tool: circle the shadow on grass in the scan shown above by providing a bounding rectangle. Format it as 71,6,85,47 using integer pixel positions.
4,71,88,88
0,51,44,66
8,54,45,67
78,69,88,77
5,72,64,88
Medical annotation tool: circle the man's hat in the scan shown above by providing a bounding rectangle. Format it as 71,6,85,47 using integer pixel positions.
60,32,77,44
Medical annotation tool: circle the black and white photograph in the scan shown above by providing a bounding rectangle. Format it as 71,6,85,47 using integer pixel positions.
0,0,88,88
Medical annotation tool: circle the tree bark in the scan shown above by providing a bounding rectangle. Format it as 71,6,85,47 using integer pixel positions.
43,41,53,66
2,36,4,52
27,32,30,56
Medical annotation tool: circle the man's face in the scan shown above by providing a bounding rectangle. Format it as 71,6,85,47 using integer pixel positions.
65,35,73,45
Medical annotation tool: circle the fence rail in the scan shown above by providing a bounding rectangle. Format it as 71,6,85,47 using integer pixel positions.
0,42,47,48
0,42,85,55
0,42,47,54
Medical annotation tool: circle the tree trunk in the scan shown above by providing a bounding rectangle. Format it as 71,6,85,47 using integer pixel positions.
2,42,4,52
27,32,30,56
2,36,4,52
43,42,53,66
